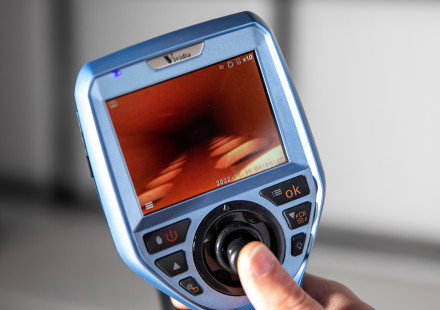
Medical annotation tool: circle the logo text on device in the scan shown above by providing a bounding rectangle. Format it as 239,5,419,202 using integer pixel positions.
147,42,204,69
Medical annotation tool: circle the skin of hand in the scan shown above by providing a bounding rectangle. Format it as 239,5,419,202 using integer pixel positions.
171,241,374,310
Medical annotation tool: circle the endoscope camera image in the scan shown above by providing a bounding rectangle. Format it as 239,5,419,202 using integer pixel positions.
107,52,287,215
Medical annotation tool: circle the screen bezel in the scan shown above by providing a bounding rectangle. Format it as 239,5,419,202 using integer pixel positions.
105,50,288,216
87,26,310,229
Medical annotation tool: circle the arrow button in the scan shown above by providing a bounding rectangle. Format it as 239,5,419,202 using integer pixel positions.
155,251,188,277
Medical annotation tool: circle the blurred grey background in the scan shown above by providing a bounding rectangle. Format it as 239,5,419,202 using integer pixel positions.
1,0,439,309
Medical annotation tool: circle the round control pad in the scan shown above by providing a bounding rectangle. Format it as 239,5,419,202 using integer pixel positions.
193,201,285,296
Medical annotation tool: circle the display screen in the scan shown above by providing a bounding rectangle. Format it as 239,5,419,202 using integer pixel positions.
106,51,287,215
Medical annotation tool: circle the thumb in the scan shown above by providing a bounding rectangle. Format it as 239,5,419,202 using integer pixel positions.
237,242,323,310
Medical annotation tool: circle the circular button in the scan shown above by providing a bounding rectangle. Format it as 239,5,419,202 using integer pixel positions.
215,222,263,273
193,201,285,296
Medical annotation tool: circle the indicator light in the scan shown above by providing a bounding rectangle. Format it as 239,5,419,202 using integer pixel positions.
111,70,121,78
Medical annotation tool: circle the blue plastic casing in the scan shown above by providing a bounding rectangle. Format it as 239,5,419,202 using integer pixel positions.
74,12,325,310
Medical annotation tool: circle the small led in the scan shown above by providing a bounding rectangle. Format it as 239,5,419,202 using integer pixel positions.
111,70,121,78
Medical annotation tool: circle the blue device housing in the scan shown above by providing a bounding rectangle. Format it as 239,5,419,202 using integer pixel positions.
75,12,325,310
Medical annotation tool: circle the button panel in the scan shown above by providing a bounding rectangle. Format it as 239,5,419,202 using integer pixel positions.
179,277,203,296
143,219,190,254
155,251,188,277
260,175,310,206
291,233,307,256
282,202,312,230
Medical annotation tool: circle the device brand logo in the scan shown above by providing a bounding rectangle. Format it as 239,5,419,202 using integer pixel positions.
164,52,192,64
147,42,204,69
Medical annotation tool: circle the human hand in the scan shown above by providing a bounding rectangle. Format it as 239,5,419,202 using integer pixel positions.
171,241,374,310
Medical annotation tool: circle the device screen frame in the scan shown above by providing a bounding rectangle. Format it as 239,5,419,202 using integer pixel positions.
105,50,288,216
84,26,311,229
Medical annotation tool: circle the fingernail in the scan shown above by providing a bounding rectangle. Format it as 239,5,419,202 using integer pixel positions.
248,244,275,279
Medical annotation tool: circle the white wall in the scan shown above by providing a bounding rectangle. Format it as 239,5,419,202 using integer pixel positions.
72,0,440,241
291,0,440,242
2,0,438,243
0,0,55,184
73,0,275,65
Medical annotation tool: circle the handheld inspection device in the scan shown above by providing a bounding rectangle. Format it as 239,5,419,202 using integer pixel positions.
75,12,325,310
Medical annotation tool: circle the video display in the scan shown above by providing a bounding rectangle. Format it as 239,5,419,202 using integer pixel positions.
106,51,287,215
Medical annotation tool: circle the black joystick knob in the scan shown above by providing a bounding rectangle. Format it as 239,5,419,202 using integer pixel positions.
215,222,263,274
226,236,254,274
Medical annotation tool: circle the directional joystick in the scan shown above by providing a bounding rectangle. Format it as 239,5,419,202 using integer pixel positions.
193,201,285,296
215,222,263,274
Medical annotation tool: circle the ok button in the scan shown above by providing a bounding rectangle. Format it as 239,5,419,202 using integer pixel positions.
260,175,310,206
143,219,190,254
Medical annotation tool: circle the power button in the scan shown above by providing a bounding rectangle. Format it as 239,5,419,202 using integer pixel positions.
143,219,190,254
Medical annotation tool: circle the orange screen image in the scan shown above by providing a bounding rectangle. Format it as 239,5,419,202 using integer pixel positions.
106,51,287,215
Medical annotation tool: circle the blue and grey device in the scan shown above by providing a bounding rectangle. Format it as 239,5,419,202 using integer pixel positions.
75,12,324,310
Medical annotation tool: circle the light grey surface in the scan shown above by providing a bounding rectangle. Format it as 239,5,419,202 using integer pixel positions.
308,243,440,309
0,199,161,310
2,0,439,238
1,198,440,309
0,0,55,183
3,0,439,238
291,0,440,242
